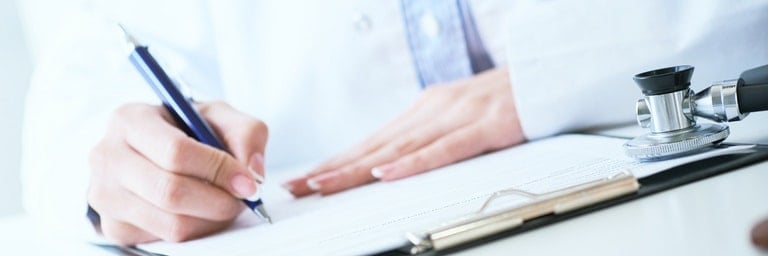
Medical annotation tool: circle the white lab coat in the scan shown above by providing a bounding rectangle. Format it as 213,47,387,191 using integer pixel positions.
19,0,768,240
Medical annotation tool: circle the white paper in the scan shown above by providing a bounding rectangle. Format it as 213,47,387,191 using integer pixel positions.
139,134,753,255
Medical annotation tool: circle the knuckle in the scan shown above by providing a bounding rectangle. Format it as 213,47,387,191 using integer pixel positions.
406,154,426,168
406,150,436,170
247,119,269,135
241,119,269,141
111,103,149,123
101,222,133,246
198,100,230,114
160,136,192,171
431,140,454,159
209,100,230,108
88,142,108,174
110,103,160,136
205,151,228,183
211,199,242,221
208,151,228,181
391,139,417,155
86,186,105,210
111,103,136,119
87,156,113,212
155,173,185,210
165,215,192,242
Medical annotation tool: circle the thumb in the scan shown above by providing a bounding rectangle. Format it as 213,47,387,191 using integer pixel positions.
197,101,269,181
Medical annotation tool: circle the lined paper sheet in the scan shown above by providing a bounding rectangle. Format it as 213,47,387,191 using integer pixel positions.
139,134,752,255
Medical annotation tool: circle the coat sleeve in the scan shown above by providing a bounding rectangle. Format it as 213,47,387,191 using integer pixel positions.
505,0,768,140
19,0,221,239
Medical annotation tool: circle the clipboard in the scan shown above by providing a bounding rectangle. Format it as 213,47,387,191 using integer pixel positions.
383,143,768,255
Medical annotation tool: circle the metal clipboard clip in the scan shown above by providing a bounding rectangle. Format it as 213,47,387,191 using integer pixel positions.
406,171,640,254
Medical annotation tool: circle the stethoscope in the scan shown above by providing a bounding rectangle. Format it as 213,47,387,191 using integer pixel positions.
624,64,768,161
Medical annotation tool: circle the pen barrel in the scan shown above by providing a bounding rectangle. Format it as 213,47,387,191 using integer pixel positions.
124,39,267,216
129,46,227,151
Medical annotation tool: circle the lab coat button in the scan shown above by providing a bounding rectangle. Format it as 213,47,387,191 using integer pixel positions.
354,14,372,33
419,12,440,39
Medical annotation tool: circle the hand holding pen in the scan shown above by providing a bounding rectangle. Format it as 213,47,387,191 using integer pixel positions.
86,26,271,245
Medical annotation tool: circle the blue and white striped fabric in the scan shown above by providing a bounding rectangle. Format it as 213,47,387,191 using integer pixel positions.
401,0,494,88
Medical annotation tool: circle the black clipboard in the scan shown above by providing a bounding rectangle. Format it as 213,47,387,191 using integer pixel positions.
380,142,768,255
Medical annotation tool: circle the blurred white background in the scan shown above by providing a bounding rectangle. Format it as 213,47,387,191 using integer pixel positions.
0,0,31,217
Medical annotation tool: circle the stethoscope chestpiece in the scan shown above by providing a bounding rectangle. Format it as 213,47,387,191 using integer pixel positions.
624,65,730,161
633,65,694,96
624,123,729,161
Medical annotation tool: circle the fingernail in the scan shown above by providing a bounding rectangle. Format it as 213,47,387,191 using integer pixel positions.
249,154,265,184
306,172,339,191
231,174,257,198
371,164,396,179
306,178,321,191
281,182,294,192
282,177,304,192
249,166,265,184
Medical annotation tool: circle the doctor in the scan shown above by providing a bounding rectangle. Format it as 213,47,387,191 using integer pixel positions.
20,0,768,246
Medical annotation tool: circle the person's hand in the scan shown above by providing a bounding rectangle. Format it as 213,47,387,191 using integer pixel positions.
283,68,525,196
753,216,768,250
88,101,268,245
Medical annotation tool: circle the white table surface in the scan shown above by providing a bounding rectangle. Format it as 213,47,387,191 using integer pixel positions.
0,215,108,255
458,112,768,256
458,154,768,255
3,113,768,255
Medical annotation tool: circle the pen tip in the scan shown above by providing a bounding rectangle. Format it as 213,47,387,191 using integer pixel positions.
254,204,273,224
117,23,128,34
116,23,141,51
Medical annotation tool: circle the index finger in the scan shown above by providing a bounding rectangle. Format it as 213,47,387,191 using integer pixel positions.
114,104,258,198
197,101,269,179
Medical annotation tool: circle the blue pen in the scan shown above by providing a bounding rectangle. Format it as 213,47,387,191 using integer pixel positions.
118,24,272,223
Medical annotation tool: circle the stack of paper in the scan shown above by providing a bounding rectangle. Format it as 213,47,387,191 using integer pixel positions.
139,134,751,255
